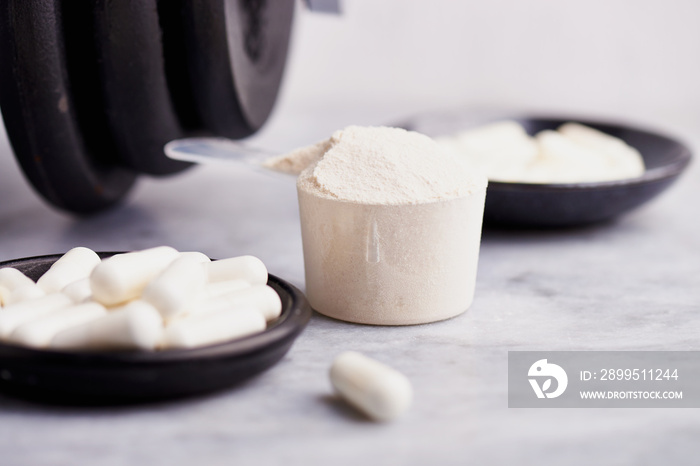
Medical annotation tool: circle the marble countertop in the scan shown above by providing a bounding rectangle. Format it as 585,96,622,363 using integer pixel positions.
0,105,698,466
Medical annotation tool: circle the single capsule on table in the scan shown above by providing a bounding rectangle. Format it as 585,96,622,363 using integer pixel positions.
329,351,413,422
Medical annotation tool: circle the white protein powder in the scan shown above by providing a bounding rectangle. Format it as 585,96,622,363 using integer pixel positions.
436,121,645,183
265,139,331,176
291,126,488,325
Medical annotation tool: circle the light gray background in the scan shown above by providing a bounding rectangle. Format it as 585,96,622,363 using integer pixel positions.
1,1,699,465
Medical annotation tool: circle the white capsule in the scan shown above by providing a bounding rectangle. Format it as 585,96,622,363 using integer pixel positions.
206,256,268,285
36,247,101,294
7,302,107,348
0,285,9,307
0,293,73,338
50,300,163,351
195,279,251,301
3,283,46,306
163,307,266,349
179,251,211,263
0,267,35,292
142,256,207,319
183,285,282,322
62,278,92,304
90,246,180,306
330,352,413,422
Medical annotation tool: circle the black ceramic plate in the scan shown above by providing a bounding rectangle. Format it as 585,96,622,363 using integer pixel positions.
403,112,692,227
0,253,311,405
0,0,136,213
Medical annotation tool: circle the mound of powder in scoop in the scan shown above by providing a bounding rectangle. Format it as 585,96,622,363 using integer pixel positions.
265,140,331,176
291,126,489,325
267,126,486,205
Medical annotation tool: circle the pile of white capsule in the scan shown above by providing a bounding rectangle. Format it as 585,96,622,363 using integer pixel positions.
0,246,281,350
0,246,414,422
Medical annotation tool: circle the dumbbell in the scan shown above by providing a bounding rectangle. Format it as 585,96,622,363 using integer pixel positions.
0,0,295,214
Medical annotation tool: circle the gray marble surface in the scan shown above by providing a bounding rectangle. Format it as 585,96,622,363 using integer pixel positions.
0,106,699,466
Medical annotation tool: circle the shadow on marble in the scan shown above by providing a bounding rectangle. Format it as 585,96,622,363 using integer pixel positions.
56,203,165,248
317,394,374,423
0,375,261,414
481,214,631,238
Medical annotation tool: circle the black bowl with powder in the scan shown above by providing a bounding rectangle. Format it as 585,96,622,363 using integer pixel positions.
402,112,692,228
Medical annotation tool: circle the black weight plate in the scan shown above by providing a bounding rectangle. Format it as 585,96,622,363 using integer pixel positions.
90,0,191,175
0,253,312,405
159,0,295,139
0,0,137,214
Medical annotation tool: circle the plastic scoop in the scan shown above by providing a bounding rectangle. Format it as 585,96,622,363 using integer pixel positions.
164,137,277,169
